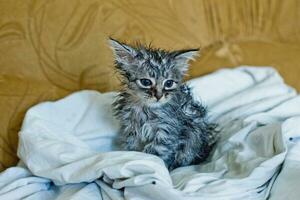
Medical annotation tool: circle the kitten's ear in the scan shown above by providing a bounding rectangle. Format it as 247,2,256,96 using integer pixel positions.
172,49,199,75
109,38,138,68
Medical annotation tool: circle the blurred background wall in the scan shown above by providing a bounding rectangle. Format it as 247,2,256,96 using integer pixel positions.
0,0,300,170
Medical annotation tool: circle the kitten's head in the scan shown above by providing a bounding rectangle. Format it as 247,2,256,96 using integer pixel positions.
110,38,199,107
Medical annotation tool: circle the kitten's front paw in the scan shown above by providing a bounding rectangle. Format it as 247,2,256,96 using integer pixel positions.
143,143,175,170
143,143,158,155
168,163,177,171
174,151,193,168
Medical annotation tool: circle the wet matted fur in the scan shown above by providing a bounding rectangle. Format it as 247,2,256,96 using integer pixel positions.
110,39,218,170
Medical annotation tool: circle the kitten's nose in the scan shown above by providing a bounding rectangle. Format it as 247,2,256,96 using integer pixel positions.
154,93,163,101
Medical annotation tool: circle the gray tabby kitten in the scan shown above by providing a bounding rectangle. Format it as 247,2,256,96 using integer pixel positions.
110,39,217,170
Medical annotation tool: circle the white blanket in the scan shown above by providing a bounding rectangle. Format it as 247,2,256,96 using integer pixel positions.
1,66,300,200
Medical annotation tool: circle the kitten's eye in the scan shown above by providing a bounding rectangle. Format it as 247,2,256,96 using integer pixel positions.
137,79,152,88
164,80,177,90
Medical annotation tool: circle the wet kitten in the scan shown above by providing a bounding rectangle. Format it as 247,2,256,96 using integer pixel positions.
110,39,217,170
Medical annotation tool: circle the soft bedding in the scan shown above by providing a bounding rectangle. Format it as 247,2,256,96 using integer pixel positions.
0,66,300,200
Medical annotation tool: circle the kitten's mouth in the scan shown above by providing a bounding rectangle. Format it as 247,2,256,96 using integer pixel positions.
148,96,168,107
137,93,170,107
149,102,163,108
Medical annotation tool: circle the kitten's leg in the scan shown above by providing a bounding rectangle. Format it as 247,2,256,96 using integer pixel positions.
172,143,195,169
123,134,135,150
121,133,143,151
172,131,205,169
172,131,212,169
143,129,175,169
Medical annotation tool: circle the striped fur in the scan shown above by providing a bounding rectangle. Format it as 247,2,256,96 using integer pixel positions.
110,39,218,170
